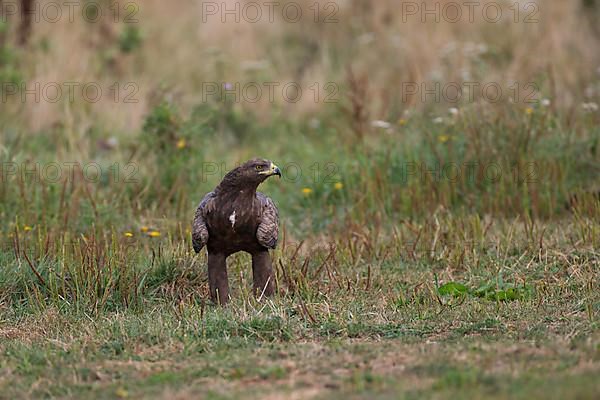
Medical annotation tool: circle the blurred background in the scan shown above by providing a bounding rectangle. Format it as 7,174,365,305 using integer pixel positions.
1,0,599,240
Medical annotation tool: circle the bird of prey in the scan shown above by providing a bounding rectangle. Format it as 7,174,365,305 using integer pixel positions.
192,158,281,304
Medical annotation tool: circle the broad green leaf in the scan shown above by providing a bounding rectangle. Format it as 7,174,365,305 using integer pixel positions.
438,282,469,297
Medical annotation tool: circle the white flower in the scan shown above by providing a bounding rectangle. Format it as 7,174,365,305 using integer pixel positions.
448,107,459,116
433,117,444,124
582,102,599,112
541,99,551,107
106,137,118,148
441,41,457,57
371,120,392,129
240,60,269,71
462,42,487,58
357,33,375,46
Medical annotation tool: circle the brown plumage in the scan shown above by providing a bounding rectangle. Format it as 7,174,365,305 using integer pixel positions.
192,158,281,304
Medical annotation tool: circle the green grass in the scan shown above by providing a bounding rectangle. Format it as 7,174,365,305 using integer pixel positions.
1,27,600,399
1,206,598,398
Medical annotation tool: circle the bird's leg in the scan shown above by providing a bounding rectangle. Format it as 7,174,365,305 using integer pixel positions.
251,251,274,298
208,253,229,305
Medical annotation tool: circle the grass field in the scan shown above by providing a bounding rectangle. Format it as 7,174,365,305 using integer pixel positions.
1,215,599,398
1,0,600,398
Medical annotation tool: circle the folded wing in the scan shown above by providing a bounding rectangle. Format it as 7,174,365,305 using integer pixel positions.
256,192,279,249
192,191,215,253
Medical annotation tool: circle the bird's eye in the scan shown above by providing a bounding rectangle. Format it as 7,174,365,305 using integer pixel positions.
256,165,263,171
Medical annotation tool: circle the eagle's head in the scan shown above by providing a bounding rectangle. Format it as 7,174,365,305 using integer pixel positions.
219,158,281,191
243,158,282,182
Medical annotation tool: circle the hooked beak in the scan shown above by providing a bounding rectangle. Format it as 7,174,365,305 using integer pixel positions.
259,162,282,178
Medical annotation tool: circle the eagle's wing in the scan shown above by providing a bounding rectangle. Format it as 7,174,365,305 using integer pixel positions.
256,192,279,249
192,191,215,253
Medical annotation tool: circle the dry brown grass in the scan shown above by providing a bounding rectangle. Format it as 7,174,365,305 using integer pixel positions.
3,0,598,136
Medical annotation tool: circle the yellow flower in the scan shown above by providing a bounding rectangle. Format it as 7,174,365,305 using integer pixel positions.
176,138,187,149
334,182,343,190
398,118,407,126
525,107,534,115
115,387,129,398
438,134,450,143
148,231,161,238
124,232,133,238
23,225,33,232
140,226,149,233
302,188,313,196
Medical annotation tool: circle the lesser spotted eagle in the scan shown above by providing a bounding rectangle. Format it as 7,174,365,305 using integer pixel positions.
192,158,281,304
